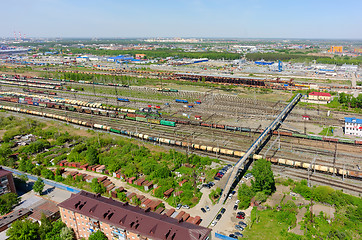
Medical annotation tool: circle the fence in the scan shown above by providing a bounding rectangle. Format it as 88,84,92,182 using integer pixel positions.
3,166,81,194
215,232,235,240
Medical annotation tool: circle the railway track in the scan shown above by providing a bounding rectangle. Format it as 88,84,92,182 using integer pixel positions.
272,165,362,195
1,100,360,174
0,84,345,129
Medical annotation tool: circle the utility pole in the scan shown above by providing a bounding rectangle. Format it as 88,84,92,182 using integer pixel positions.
332,144,337,176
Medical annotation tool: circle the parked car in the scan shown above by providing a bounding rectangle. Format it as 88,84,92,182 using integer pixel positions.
201,208,206,213
176,204,182,210
214,176,220,181
238,221,247,227
234,232,243,237
229,234,238,239
216,214,222,221
206,206,210,211
220,208,226,214
234,204,238,210
231,190,236,195
208,182,215,186
237,212,245,217
236,214,245,219
183,205,190,209
227,164,232,168
235,225,244,231
235,200,240,204
211,220,217,227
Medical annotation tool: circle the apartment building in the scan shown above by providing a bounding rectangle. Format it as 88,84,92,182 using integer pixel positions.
0,167,16,195
58,191,211,240
345,117,362,137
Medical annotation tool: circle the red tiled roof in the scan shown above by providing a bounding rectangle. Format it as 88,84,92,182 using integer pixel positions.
58,191,211,240
309,92,331,97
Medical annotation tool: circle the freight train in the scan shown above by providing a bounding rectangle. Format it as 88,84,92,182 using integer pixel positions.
0,104,360,179
23,88,57,95
1,90,361,146
0,92,174,128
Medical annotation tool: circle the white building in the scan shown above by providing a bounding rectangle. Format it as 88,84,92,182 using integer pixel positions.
345,117,362,137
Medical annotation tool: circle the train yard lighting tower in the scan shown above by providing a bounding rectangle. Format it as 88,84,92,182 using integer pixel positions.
308,154,317,187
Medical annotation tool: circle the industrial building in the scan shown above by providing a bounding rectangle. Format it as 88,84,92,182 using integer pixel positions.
345,117,362,137
328,46,343,53
308,92,332,102
58,191,211,240
0,167,16,195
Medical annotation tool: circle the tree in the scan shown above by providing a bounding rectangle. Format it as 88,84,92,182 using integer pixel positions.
33,177,45,195
251,159,276,195
41,168,55,180
44,220,69,240
86,146,99,165
0,193,21,214
89,230,107,240
132,195,141,206
90,178,105,194
59,227,75,240
6,219,40,240
117,191,128,202
237,183,255,209
39,213,52,240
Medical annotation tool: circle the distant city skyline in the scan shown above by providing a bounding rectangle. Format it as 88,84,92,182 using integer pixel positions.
2,0,362,39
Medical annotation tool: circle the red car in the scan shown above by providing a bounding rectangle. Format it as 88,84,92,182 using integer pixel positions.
236,214,245,219
155,106,161,109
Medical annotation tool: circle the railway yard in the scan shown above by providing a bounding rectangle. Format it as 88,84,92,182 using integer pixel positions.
0,72,361,197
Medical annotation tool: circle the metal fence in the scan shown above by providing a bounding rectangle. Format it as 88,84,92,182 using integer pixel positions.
3,166,81,194
215,232,235,240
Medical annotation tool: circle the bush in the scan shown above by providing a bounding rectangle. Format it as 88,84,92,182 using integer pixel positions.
238,183,255,209
255,191,268,203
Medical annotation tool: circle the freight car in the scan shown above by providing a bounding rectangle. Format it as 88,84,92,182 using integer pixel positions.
0,103,360,180
117,98,130,102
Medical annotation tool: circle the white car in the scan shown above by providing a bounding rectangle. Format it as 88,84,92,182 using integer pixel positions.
206,206,210,211
235,200,240,204
211,220,217,227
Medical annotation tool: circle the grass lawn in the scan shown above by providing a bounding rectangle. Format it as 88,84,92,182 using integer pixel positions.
318,126,335,136
242,209,294,240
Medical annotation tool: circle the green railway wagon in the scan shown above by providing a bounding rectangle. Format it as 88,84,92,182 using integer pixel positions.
160,120,176,127
136,117,147,122
110,128,121,134
149,113,159,118
169,89,178,92
125,116,136,121
67,106,75,111
293,133,307,138
338,138,354,144
308,135,323,141
136,111,148,116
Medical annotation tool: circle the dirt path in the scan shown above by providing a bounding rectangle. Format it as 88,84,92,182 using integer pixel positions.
290,207,307,235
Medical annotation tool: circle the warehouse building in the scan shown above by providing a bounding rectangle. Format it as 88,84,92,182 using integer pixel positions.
308,92,332,102
345,117,362,137
58,191,211,240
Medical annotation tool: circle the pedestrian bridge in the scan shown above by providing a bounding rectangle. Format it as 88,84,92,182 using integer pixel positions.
220,93,302,204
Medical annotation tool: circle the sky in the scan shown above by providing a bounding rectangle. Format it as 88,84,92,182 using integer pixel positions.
2,0,362,39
